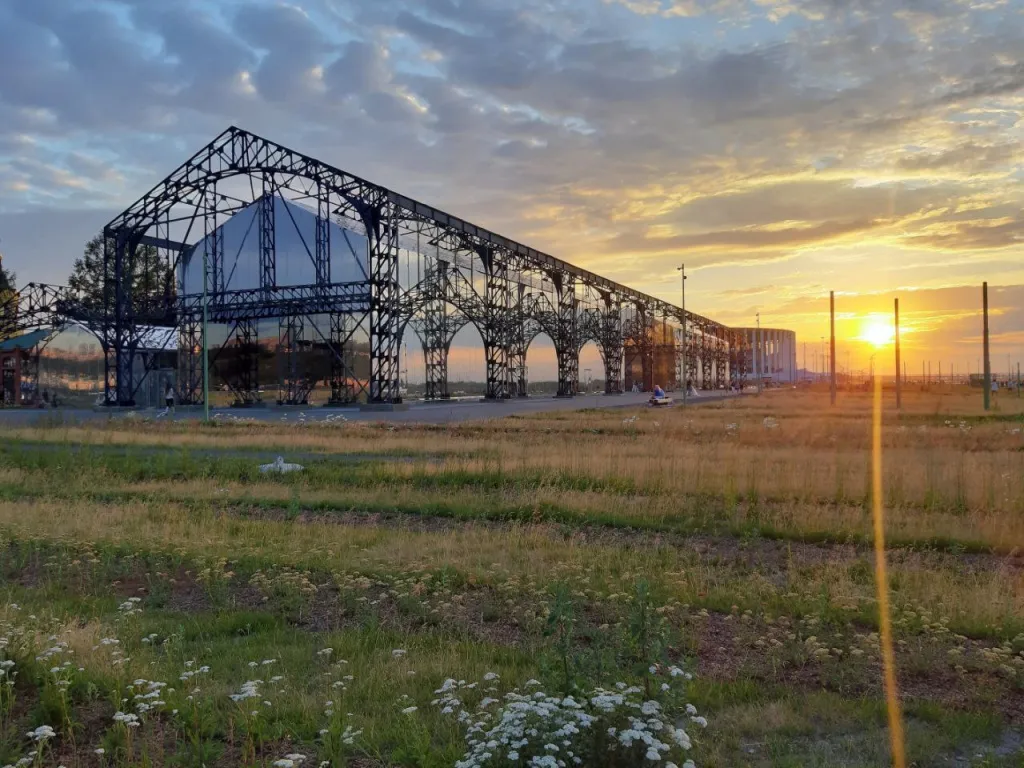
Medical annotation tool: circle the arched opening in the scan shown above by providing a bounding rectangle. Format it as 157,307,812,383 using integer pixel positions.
578,340,604,394
448,322,487,398
526,332,559,396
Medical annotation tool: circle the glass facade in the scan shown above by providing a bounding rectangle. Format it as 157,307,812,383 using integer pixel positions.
179,196,373,404
36,324,106,407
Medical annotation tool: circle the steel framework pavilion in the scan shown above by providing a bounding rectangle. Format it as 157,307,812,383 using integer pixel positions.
3,127,769,406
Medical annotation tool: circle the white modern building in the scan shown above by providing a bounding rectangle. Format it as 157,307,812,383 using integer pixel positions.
732,327,798,384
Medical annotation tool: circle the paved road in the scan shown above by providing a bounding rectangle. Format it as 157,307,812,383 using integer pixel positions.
0,390,739,427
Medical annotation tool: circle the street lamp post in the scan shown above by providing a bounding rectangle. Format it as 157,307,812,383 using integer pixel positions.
677,264,687,405
202,243,210,422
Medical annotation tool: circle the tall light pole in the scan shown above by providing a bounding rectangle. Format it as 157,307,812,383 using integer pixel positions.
677,264,687,405
829,291,836,405
894,297,901,410
202,241,210,422
983,282,991,411
756,312,762,394
820,336,825,383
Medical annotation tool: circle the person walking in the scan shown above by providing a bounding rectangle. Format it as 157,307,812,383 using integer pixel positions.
164,382,175,414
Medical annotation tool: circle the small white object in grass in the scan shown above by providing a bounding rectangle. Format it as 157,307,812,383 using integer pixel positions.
259,456,304,473
28,725,55,741
762,417,778,429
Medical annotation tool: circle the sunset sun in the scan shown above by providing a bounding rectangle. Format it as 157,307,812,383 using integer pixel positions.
861,319,895,348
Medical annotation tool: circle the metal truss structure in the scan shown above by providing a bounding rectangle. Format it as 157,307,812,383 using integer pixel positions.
4,127,769,406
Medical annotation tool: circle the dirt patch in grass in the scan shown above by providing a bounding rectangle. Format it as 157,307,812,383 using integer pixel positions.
689,611,1024,723
239,504,1024,580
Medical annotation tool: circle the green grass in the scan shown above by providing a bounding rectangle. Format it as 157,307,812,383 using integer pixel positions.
2,393,1024,766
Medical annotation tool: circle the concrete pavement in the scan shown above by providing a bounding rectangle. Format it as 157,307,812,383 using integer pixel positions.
0,390,739,427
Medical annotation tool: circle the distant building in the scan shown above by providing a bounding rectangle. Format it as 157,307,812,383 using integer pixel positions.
731,327,798,384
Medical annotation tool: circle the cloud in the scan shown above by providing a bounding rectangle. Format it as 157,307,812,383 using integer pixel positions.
720,284,778,298
605,218,879,255
896,143,1020,174
905,215,1024,251
0,0,1020,379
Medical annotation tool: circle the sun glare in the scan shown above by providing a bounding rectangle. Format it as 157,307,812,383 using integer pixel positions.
861,319,895,348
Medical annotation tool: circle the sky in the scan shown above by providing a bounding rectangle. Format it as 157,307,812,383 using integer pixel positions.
0,0,1022,379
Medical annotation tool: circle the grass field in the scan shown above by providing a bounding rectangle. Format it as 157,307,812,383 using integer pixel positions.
1,387,1023,767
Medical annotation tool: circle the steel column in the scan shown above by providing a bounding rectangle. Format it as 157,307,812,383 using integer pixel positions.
277,315,307,405
422,260,452,400
510,284,529,397
259,186,276,294
483,247,512,400
367,201,402,403
554,275,578,397
233,318,261,406
600,298,623,394
328,311,359,405
315,188,331,286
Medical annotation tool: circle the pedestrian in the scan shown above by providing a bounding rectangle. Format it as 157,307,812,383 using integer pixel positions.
164,382,175,413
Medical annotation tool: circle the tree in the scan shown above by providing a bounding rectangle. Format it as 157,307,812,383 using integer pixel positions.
0,254,13,294
67,235,175,315
0,252,15,338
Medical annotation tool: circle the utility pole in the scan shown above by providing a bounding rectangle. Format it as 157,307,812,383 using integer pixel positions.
820,336,825,383
983,282,991,411
677,264,687,405
803,342,807,382
756,312,762,394
830,291,836,405
894,298,901,410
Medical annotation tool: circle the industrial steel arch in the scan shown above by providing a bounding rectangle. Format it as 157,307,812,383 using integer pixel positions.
90,126,746,406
